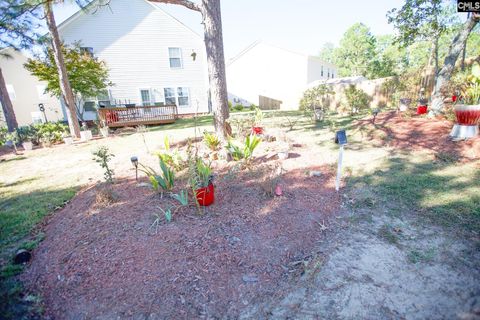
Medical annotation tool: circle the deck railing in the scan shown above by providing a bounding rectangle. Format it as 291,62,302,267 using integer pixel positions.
97,105,178,127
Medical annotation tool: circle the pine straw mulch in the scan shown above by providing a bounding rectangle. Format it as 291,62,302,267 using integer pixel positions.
22,154,341,319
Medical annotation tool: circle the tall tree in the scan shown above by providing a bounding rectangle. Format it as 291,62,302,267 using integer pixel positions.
149,0,231,139
334,23,377,78
318,42,335,64
387,0,450,78
0,0,41,132
43,1,81,138
25,43,112,120
430,13,479,114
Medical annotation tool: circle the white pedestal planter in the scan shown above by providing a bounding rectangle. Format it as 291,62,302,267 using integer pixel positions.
449,124,479,139
64,137,74,145
80,130,93,142
22,142,33,151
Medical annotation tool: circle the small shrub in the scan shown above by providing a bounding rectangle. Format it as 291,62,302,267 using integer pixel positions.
35,122,69,145
92,146,115,183
233,104,244,111
16,125,39,144
203,131,221,151
344,85,371,113
139,156,175,192
0,126,7,145
228,100,233,111
299,84,335,120
226,134,261,163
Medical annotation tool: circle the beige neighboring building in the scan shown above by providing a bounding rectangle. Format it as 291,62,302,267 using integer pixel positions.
0,48,64,126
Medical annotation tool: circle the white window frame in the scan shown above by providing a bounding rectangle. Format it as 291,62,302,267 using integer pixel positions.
6,84,16,100
168,47,183,69
163,86,190,107
139,88,153,106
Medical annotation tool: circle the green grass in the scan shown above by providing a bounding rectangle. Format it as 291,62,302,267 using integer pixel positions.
350,154,480,232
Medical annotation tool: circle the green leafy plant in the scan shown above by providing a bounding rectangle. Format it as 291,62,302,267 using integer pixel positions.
16,125,39,144
299,84,335,120
459,63,480,105
344,85,371,113
34,122,69,145
226,134,261,163
171,189,189,206
194,158,212,188
5,130,20,153
233,104,244,111
203,131,221,151
139,156,175,192
92,146,115,183
253,106,264,126
0,126,9,146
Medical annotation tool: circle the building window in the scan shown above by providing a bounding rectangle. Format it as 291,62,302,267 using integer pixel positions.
140,89,151,106
332,72,334,78
6,84,15,100
163,87,190,106
327,68,330,79
177,87,189,106
321,66,323,77
168,47,183,68
164,88,176,105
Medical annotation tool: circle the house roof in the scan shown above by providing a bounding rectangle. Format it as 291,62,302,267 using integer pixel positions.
227,41,334,67
57,0,201,39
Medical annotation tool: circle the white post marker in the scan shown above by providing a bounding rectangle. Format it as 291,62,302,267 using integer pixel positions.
334,129,347,192
336,145,344,191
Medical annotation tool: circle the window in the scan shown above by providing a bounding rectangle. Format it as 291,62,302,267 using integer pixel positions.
327,68,330,79
140,89,151,106
168,47,183,68
177,87,189,106
6,84,15,100
331,71,334,78
163,87,190,106
321,66,324,77
164,88,176,105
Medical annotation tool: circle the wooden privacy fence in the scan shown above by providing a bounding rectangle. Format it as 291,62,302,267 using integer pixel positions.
97,105,178,127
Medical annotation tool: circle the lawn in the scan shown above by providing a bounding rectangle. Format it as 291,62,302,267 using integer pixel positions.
1,110,479,318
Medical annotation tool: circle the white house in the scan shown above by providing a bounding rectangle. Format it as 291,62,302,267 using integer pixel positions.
58,0,210,116
0,48,65,126
227,42,337,110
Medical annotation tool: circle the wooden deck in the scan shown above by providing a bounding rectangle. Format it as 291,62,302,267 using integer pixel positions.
98,105,178,128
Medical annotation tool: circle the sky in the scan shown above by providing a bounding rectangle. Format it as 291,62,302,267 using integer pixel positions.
54,0,405,60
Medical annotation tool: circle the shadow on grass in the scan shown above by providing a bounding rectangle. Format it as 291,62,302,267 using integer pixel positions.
0,156,27,164
348,155,480,233
0,186,79,319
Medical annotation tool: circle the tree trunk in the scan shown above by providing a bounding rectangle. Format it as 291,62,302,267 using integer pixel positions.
149,0,231,140
430,13,479,115
0,67,18,132
44,1,81,138
200,0,231,139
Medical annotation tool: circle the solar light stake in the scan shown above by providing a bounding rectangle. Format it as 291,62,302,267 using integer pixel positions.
130,156,138,181
334,130,347,192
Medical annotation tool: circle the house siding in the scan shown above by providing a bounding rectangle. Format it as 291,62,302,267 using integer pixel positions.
0,48,64,126
59,0,209,114
227,42,337,110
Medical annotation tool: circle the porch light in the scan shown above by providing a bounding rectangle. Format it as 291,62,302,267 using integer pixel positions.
130,156,138,180
191,50,197,61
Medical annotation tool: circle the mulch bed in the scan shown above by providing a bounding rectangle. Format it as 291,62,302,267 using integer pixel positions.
20,112,479,318
22,158,340,318
358,111,480,161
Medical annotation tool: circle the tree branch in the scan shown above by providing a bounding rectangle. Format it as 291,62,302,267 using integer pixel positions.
148,0,201,12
